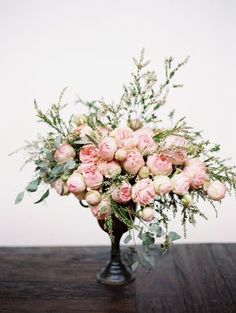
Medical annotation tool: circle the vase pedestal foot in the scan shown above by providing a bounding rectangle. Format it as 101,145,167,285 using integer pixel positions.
97,260,135,286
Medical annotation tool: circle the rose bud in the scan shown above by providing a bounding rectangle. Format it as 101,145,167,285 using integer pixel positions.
85,190,101,206
153,175,172,195
138,207,155,222
181,194,193,207
54,143,76,163
138,166,150,178
206,180,227,201
66,173,86,194
129,119,143,131
52,178,69,196
115,148,128,161
99,137,117,161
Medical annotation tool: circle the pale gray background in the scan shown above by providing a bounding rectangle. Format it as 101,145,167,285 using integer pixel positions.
0,0,235,245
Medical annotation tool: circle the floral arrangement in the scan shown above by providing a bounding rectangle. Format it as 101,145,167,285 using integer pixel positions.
14,51,236,270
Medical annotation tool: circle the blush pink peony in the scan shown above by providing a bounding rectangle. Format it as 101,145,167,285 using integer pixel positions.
153,175,172,195
162,135,189,165
137,134,157,156
206,181,227,201
113,127,138,150
54,143,76,163
97,160,122,178
53,178,69,196
79,144,100,164
123,150,145,174
184,158,207,189
171,172,190,196
66,172,86,194
91,198,112,220
98,137,117,161
147,154,173,176
132,178,156,206
111,182,132,203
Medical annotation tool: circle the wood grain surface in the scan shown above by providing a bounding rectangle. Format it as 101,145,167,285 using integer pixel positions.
0,244,235,313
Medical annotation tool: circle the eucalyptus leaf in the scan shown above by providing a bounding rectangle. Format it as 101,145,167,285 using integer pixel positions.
50,164,64,177
15,191,24,205
143,253,155,268
26,177,42,192
124,233,132,244
34,189,49,204
64,160,77,172
168,231,181,241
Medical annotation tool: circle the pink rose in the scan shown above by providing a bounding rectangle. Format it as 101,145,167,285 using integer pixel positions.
91,198,112,220
79,164,103,189
79,144,100,164
137,134,157,156
147,154,173,176
52,178,69,195
138,207,155,222
132,178,155,206
123,150,145,174
85,190,101,206
111,182,132,203
135,127,154,137
113,127,138,150
97,160,122,178
75,124,93,138
162,135,189,165
54,143,76,163
206,181,227,201
153,175,172,195
184,158,207,189
66,173,86,194
99,137,117,161
171,172,190,195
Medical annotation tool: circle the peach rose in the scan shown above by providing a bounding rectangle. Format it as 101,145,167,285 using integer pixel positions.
97,160,122,178
123,150,145,174
206,181,227,201
54,143,76,163
138,207,155,222
98,137,117,161
171,172,190,195
66,173,86,194
162,135,189,165
79,144,100,164
147,154,173,176
78,164,103,189
184,158,207,189
153,175,172,195
132,178,155,206
85,190,101,206
91,198,112,220
111,182,132,203
135,127,154,137
113,127,138,150
75,124,93,138
137,134,157,156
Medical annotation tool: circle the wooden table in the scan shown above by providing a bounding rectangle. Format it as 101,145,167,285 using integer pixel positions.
0,244,235,313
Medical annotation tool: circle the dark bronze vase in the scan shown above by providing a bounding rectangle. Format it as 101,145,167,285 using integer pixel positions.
97,215,135,286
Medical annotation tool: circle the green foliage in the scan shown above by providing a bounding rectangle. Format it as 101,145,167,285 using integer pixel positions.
26,177,42,192
34,189,50,204
15,191,24,205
